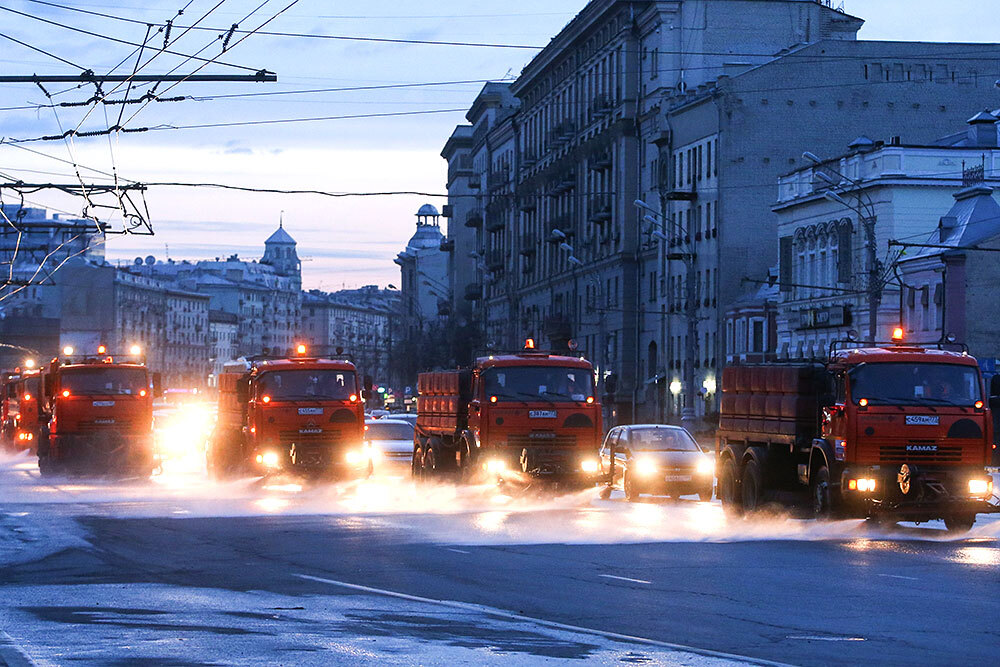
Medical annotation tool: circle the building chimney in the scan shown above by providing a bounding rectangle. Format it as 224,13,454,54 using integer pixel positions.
939,215,958,243
966,110,998,148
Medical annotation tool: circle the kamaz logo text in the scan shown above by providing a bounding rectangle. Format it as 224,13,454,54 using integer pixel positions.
906,444,938,452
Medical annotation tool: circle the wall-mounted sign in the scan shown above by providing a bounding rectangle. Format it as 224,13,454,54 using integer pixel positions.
798,305,850,330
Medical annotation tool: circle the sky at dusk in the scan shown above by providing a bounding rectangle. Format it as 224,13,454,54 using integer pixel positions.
0,0,997,291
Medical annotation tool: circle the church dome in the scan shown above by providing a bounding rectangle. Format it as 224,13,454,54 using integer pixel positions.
417,204,440,217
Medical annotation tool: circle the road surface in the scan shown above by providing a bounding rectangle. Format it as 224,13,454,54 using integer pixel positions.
1,451,997,666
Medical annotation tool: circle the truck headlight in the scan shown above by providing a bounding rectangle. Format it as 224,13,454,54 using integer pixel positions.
260,451,280,468
696,457,714,475
486,458,507,474
345,450,366,465
969,479,992,496
581,458,600,474
635,457,658,476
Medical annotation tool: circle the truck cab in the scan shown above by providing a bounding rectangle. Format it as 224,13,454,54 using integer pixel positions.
39,348,158,476
211,354,370,477
472,353,604,483
822,346,993,527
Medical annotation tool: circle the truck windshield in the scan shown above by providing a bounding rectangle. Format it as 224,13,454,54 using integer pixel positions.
257,370,356,400
61,367,148,396
482,366,595,403
850,363,982,407
629,427,701,452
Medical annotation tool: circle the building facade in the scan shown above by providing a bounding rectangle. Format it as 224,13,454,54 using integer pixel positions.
774,115,1000,358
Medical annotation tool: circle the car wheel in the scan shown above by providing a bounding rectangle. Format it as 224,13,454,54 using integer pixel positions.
624,471,639,502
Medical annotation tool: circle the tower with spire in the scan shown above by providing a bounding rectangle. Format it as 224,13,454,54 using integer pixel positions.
262,220,301,288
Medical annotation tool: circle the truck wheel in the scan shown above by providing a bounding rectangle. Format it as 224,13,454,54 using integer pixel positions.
422,447,438,477
624,471,639,502
944,514,975,534
812,466,833,519
411,447,423,479
718,457,742,515
741,459,764,513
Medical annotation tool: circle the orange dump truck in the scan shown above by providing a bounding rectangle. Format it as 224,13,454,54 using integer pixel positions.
717,338,998,531
37,347,160,476
415,348,606,488
210,353,371,478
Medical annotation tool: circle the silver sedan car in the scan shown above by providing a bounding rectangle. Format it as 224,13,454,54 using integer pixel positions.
600,425,714,502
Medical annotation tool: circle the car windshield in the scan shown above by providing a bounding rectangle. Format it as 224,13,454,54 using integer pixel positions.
629,427,701,452
850,362,982,407
366,422,414,440
61,367,148,396
258,370,357,400
482,366,594,403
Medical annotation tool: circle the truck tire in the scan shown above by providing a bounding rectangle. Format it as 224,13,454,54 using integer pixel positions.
741,458,764,512
944,514,975,534
411,446,423,479
422,446,438,477
718,457,741,515
812,465,833,519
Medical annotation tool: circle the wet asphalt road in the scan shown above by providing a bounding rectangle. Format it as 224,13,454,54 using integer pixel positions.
1,455,998,666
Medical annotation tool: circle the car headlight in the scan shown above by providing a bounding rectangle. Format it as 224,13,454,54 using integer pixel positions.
345,450,366,465
260,451,280,468
486,458,507,474
635,457,658,476
696,457,714,476
581,458,600,474
969,479,992,496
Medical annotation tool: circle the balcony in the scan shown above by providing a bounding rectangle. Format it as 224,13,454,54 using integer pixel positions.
486,250,506,271
485,213,505,233
464,283,483,301
588,195,613,224
547,214,575,239
488,166,510,191
589,93,614,121
589,151,612,172
518,235,536,256
467,175,481,190
464,210,483,229
518,195,538,212
666,184,697,202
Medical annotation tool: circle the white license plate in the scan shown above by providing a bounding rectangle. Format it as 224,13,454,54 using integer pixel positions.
529,410,557,419
906,415,939,426
665,474,692,482
93,401,115,407
298,408,323,415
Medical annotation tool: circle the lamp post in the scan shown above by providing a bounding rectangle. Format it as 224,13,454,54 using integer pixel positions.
803,151,883,343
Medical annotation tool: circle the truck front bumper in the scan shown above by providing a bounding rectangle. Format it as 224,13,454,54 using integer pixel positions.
842,465,998,520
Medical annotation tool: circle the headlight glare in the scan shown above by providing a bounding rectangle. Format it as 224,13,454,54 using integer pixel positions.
581,458,600,474
261,451,280,468
696,457,714,475
969,479,992,496
486,458,507,474
635,457,658,476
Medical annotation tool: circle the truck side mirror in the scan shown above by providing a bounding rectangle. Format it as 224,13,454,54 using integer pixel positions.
152,373,163,398
990,375,1000,398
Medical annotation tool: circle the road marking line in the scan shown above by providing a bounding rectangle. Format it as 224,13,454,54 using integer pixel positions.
598,574,652,585
786,635,866,642
877,574,919,581
446,548,470,554
0,630,41,667
294,573,791,667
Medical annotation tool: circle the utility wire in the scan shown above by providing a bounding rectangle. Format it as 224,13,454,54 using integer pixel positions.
0,4,266,73
0,31,85,69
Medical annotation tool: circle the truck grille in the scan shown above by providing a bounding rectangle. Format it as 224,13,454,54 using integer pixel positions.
279,429,345,443
507,434,577,449
879,443,964,464
78,420,133,432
